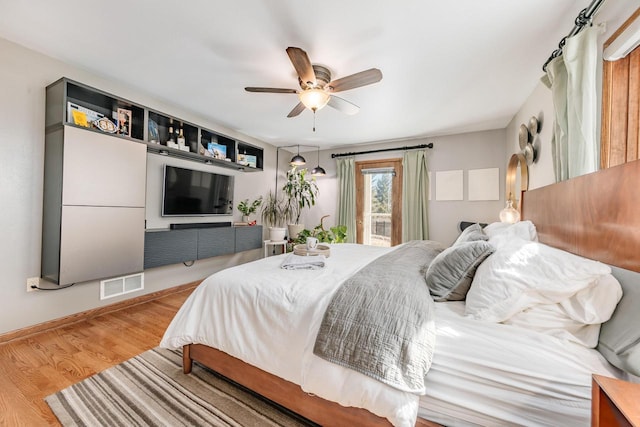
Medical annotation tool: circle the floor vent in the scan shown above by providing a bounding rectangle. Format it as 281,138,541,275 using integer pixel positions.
100,272,144,300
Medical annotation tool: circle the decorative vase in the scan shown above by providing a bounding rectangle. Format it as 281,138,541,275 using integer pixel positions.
241,215,249,223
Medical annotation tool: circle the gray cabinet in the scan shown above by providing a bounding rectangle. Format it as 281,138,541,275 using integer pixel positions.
144,226,262,269
42,125,146,285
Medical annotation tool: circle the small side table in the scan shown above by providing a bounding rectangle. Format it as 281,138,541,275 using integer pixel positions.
592,374,640,426
264,240,288,258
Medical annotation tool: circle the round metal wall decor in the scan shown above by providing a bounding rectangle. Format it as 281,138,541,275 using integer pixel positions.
518,124,530,150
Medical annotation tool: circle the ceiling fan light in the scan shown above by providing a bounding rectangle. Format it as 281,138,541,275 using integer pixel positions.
298,89,330,111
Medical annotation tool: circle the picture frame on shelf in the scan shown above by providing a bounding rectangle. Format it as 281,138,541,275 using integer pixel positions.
208,142,227,159
117,108,132,137
67,101,103,127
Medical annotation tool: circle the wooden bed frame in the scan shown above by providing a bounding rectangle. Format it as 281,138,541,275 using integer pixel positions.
183,159,640,427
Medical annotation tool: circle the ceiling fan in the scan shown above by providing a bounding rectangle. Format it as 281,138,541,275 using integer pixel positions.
245,47,383,122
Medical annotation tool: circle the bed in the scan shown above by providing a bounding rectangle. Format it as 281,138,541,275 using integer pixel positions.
161,159,640,427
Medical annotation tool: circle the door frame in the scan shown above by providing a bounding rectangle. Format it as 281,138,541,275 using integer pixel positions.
355,159,403,246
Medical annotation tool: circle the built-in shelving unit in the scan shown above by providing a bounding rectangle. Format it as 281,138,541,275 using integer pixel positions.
50,77,264,172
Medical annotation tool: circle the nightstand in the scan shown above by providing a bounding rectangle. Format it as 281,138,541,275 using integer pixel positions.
592,374,640,426
264,240,288,258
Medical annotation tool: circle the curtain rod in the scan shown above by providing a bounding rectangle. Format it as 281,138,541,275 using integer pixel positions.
542,0,606,72
331,143,433,159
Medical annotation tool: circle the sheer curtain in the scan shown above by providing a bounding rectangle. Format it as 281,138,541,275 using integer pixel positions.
543,24,603,181
402,150,429,241
336,158,356,243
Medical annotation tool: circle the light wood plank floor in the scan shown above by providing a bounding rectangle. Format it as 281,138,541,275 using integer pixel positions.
0,287,194,426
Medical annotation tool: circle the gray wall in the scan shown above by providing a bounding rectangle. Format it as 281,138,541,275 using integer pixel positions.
303,129,507,246
0,37,275,335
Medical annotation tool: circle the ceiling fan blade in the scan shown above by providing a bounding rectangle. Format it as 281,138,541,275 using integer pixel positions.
328,68,383,93
286,47,316,87
245,87,298,94
327,96,359,115
287,102,306,118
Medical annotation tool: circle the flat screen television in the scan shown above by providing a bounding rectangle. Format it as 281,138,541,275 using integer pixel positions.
162,165,234,216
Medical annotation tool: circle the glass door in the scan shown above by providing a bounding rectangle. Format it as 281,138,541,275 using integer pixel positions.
355,159,402,246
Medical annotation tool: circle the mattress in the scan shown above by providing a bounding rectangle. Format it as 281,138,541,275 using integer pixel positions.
420,302,623,426
161,243,622,427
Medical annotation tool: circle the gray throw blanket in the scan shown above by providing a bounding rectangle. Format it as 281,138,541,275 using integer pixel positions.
313,240,444,393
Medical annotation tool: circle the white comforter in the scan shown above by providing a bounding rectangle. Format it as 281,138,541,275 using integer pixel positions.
161,243,622,426
161,244,420,426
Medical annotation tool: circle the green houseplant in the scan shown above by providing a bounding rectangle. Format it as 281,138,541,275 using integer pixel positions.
237,197,262,222
292,215,347,245
261,191,287,241
282,167,319,239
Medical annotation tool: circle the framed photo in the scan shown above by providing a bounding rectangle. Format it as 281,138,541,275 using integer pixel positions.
208,142,227,159
117,108,132,137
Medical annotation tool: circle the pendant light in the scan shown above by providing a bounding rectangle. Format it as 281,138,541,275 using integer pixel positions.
499,193,521,223
290,145,306,166
311,146,326,176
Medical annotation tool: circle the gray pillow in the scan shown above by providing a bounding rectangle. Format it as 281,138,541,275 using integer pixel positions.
426,240,494,302
453,223,488,246
597,265,640,376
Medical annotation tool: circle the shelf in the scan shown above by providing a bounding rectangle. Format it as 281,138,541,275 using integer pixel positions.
46,77,264,172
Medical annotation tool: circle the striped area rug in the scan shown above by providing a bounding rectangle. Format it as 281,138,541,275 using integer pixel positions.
46,348,316,426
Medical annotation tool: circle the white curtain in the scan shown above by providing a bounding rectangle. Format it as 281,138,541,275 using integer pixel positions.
543,24,603,181
336,158,356,243
402,150,429,241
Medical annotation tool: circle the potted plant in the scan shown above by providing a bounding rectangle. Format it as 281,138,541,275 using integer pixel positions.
282,167,319,240
261,191,287,241
292,215,347,246
237,197,262,222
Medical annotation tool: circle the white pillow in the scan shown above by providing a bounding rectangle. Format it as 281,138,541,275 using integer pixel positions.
465,238,616,323
504,273,622,347
484,221,538,249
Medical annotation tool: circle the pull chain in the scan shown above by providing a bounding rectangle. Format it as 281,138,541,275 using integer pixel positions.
312,108,317,132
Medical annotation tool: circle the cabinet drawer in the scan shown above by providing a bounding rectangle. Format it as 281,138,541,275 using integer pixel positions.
144,229,198,269
197,228,235,259
235,226,263,252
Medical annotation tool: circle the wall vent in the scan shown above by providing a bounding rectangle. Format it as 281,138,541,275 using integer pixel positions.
100,272,144,300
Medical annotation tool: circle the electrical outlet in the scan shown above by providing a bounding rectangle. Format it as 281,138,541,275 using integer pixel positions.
27,277,40,292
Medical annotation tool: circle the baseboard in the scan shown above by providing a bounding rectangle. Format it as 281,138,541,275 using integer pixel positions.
0,281,200,345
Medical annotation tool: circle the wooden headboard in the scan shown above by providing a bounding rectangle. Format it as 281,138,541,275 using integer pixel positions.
521,159,640,273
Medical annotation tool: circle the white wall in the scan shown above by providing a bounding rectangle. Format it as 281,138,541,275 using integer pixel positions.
301,129,507,246
0,37,275,335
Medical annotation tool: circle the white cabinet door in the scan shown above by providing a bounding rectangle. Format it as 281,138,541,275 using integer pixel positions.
62,125,146,207
59,205,145,285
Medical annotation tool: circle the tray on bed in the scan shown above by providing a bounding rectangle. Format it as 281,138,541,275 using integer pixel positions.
293,244,331,257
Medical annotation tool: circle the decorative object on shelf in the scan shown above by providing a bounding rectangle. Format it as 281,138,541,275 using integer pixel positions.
167,126,176,144
117,108,132,137
67,101,104,128
148,119,159,143
237,197,262,222
177,127,186,148
208,142,227,159
499,193,521,223
94,116,117,133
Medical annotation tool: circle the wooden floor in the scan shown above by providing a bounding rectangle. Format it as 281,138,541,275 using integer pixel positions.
0,287,194,426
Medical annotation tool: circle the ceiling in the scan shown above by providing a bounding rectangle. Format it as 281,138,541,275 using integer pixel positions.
0,0,631,149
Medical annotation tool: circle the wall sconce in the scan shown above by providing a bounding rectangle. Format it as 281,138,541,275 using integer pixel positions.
499,193,521,223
